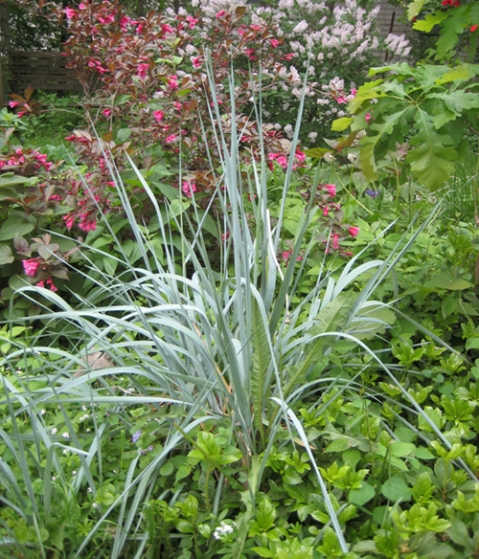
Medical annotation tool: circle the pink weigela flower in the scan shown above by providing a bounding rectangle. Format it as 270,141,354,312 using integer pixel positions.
22,258,41,277
65,7,76,20
324,184,336,197
167,75,179,90
165,134,176,144
182,180,197,198
137,63,150,80
191,56,202,69
349,226,360,237
215,10,226,18
37,278,58,292
153,110,165,122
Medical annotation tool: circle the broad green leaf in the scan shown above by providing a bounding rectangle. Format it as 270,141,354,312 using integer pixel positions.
0,172,31,188
429,91,479,119
407,0,425,20
413,11,448,33
390,441,415,457
425,274,472,291
304,147,331,158
331,117,354,132
447,517,474,548
169,198,190,219
381,475,411,502
466,338,479,351
407,115,457,190
113,94,131,106
348,483,375,506
435,65,472,84
435,8,470,61
0,215,35,241
0,245,14,265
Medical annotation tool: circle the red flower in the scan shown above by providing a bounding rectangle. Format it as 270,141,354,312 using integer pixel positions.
471,24,478,32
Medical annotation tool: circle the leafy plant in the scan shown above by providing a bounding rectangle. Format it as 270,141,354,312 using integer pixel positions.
331,61,479,191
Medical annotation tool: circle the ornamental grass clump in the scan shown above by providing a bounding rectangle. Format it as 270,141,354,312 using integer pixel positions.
1,64,475,559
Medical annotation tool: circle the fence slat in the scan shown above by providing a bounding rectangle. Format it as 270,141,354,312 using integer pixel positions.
9,50,83,92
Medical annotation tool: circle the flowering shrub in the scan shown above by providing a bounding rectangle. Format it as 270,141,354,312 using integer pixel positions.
181,0,411,142
3,0,372,295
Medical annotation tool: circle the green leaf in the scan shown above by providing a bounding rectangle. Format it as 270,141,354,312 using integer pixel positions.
447,517,474,548
0,215,35,241
466,338,479,351
251,297,271,441
0,172,31,188
117,128,132,143
435,65,472,84
425,273,472,291
251,547,274,558
113,94,131,106
304,147,331,158
407,0,426,20
390,441,415,457
0,245,14,265
348,483,375,506
168,198,190,219
413,11,448,33
331,117,354,132
381,475,411,502
406,114,457,190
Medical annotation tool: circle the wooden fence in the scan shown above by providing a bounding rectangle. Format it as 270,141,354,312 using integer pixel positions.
9,50,82,94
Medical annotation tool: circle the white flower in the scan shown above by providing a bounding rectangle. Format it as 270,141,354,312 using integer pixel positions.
62,432,70,439
292,20,308,34
213,521,236,540
308,131,318,141
40,409,46,415
51,428,58,435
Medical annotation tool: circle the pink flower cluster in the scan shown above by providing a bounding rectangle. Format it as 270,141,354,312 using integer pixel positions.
0,148,53,172
22,258,58,292
8,100,31,118
268,149,306,171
